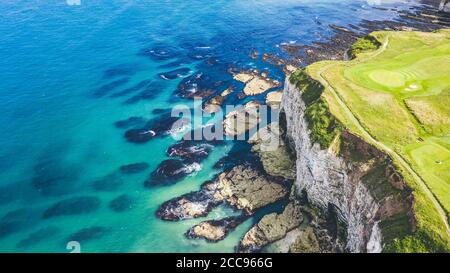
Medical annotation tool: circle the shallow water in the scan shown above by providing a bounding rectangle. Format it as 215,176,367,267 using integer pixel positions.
0,0,420,252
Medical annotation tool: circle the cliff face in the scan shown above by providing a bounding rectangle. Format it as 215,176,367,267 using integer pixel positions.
281,79,414,253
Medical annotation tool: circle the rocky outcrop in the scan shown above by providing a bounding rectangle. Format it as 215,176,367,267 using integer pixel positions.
233,71,281,96
280,79,414,253
223,101,262,137
249,123,296,180
238,201,303,253
203,87,234,114
157,164,290,220
217,165,289,214
185,215,248,242
265,91,283,109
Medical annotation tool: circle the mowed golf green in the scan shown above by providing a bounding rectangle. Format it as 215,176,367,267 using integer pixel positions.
306,29,450,251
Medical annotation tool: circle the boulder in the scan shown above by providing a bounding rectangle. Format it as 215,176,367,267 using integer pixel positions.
185,215,248,242
156,180,223,221
145,159,201,187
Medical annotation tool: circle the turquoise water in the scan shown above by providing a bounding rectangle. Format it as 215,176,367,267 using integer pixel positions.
0,0,419,252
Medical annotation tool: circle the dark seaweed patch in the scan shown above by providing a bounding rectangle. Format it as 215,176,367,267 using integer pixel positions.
110,79,152,98
114,117,147,129
67,226,109,243
103,64,139,79
152,108,170,115
122,81,166,104
17,227,60,248
119,162,149,174
32,156,80,196
93,78,130,97
92,173,125,192
0,221,23,239
109,194,135,213
0,183,20,205
42,196,101,219
1,208,37,223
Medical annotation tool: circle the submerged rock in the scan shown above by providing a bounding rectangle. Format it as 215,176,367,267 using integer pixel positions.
156,180,223,221
67,226,109,243
202,87,234,114
167,140,213,162
213,142,258,170
42,196,101,219
109,194,135,213
17,227,60,248
124,128,157,143
174,72,222,99
158,68,191,80
137,45,178,61
239,202,303,253
124,115,189,144
185,215,248,242
145,159,201,187
119,162,149,174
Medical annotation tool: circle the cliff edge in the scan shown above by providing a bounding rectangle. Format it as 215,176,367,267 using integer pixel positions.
281,29,450,252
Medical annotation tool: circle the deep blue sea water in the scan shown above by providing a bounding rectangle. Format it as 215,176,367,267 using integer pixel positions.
0,0,420,252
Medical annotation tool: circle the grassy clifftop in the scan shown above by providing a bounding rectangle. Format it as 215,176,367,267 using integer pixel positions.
291,29,450,252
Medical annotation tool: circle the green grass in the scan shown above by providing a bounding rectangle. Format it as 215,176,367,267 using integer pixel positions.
305,98,342,149
295,29,450,252
348,35,382,59
291,69,342,149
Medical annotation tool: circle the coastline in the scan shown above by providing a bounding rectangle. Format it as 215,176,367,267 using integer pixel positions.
0,0,449,253
151,2,450,253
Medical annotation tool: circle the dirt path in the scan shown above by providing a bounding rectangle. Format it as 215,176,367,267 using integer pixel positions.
315,36,450,235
